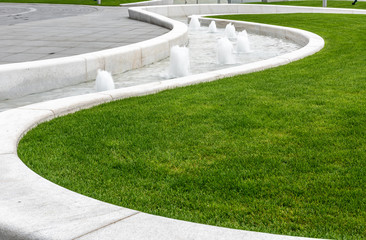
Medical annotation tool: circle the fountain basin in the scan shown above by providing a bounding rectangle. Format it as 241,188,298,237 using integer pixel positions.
0,9,188,101
0,22,308,112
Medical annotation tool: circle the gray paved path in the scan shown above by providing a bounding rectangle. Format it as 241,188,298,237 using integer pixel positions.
0,3,170,65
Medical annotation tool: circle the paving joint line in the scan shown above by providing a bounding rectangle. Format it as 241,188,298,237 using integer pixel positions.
72,211,141,240
18,107,56,115
0,152,13,156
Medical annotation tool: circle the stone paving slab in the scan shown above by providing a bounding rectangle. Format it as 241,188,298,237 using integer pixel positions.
0,3,170,65
0,3,97,25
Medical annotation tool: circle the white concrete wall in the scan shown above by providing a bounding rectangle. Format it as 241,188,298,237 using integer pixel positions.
141,3,366,18
0,7,187,101
120,0,174,7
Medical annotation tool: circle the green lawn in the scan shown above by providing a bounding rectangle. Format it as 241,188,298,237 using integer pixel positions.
18,13,366,239
0,0,143,6
254,0,366,9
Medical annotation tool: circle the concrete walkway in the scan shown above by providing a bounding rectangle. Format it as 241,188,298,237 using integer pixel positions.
0,3,169,65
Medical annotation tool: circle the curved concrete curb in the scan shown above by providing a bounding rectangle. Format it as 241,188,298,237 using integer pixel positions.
2,4,364,240
139,3,366,17
120,0,173,7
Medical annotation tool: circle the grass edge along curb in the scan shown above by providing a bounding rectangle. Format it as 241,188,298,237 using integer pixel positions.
251,0,366,9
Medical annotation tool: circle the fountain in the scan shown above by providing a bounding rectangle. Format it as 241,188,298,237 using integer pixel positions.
225,23,237,39
217,37,235,65
189,15,201,30
168,45,191,78
95,69,115,92
236,30,251,53
0,24,301,112
208,21,217,33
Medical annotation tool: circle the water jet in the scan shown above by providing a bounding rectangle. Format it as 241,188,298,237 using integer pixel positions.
95,70,115,92
217,37,235,65
225,23,237,39
168,45,191,78
208,21,217,33
236,30,251,53
189,15,201,30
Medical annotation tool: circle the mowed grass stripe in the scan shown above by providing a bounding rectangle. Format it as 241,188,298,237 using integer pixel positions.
252,0,366,9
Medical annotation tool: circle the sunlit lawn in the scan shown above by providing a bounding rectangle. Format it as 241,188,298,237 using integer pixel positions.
253,0,366,9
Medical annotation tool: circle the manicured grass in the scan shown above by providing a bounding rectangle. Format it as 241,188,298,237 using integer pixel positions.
18,13,366,239
253,0,366,9
0,0,144,6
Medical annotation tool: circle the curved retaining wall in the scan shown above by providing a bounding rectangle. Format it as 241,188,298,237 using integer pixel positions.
135,3,366,17
120,0,173,7
3,3,363,240
0,7,187,101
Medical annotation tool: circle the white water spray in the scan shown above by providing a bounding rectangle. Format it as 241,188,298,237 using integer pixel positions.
95,70,115,92
225,23,237,39
217,38,235,65
189,15,201,30
168,45,191,78
208,21,217,33
236,30,251,53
